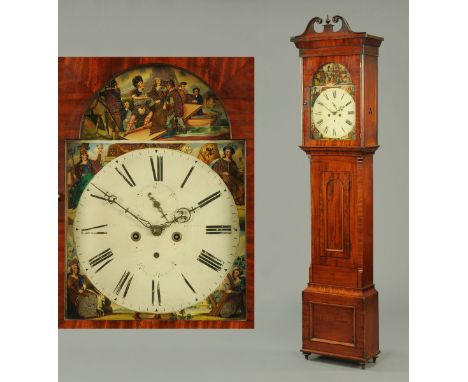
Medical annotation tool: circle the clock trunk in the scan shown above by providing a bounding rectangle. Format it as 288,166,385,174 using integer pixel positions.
301,151,379,364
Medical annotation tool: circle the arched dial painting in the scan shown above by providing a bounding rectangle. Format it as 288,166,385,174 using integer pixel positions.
59,57,254,328
80,64,231,141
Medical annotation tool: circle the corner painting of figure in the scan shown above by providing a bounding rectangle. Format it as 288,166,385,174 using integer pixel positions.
67,143,103,209
80,64,231,141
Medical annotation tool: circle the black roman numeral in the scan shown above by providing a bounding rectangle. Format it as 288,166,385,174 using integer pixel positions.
89,248,114,272
333,129,336,136
181,273,196,293
332,90,336,98
115,163,136,187
152,279,161,306
114,270,133,298
206,225,232,234
345,101,352,107
150,156,163,182
324,126,329,134
180,166,194,188
316,119,323,126
81,224,108,235
157,280,161,305
324,93,329,100
346,119,353,125
198,191,221,208
348,110,355,115
197,250,224,272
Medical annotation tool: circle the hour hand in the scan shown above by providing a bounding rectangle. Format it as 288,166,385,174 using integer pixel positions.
179,190,223,219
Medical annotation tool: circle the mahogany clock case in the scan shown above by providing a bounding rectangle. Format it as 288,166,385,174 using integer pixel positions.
292,16,383,367
58,57,254,329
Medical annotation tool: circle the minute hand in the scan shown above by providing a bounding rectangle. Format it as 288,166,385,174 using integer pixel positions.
90,183,153,229
317,101,336,114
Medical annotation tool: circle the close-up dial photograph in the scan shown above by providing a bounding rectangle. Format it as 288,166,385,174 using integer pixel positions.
73,147,240,314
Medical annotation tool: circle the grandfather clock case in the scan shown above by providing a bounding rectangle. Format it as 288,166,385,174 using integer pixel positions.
291,16,383,368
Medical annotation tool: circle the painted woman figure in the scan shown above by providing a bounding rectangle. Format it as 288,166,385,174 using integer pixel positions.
211,145,244,204
147,77,168,134
130,75,147,100
130,75,153,108
68,145,103,209
220,268,246,318
66,259,101,318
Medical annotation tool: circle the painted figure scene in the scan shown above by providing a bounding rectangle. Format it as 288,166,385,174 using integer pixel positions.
65,140,246,321
80,64,231,141
312,62,353,87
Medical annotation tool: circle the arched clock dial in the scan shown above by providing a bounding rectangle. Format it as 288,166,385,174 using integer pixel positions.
74,148,240,314
311,87,356,139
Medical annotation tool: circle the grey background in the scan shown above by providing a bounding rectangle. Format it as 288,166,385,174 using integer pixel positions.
59,0,408,381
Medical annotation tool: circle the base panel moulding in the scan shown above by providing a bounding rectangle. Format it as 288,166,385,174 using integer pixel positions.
301,285,379,368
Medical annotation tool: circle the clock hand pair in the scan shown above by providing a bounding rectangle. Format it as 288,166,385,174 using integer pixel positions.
91,182,201,236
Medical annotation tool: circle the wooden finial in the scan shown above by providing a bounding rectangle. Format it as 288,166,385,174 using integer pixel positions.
291,15,355,41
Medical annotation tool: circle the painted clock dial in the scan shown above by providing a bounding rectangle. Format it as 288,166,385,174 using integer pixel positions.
311,87,356,139
310,62,356,140
74,148,240,313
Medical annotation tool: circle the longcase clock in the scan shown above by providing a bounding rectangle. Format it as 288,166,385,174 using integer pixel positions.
291,16,383,368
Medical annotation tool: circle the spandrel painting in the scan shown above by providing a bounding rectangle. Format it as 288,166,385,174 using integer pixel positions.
65,140,246,321
80,64,231,141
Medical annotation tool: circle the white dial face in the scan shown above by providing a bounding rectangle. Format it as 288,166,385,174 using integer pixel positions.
74,148,240,314
311,87,356,139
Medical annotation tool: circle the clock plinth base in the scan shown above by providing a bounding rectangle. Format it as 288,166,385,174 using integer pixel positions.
301,285,379,367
